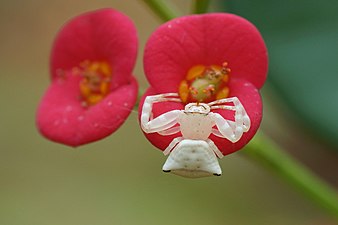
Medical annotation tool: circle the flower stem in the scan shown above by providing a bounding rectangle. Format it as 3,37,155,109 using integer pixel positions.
141,0,178,22
192,0,211,14
243,132,338,220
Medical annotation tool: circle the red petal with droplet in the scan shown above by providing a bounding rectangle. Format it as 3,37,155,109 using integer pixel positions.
37,9,138,146
51,8,138,90
37,74,138,147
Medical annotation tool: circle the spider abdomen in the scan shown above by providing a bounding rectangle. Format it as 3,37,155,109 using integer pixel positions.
162,139,222,178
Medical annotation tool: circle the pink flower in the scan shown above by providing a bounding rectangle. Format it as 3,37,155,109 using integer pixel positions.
139,13,268,156
37,9,138,147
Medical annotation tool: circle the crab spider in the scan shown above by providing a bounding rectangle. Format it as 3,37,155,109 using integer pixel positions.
140,93,250,178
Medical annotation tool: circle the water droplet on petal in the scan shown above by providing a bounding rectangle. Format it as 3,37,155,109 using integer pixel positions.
65,105,72,112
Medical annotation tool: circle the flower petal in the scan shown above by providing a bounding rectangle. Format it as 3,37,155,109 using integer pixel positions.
144,13,267,93
51,8,138,89
37,75,138,147
138,79,262,156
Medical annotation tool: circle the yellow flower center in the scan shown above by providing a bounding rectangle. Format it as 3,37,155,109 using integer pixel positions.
179,62,231,103
74,60,113,107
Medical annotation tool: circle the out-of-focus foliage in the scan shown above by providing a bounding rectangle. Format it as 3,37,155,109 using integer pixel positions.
225,0,338,149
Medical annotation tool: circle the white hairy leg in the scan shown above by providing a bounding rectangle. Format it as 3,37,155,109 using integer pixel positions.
141,93,182,133
231,97,250,132
209,97,251,143
206,139,224,158
208,97,238,108
141,110,182,133
163,137,184,155
158,126,181,136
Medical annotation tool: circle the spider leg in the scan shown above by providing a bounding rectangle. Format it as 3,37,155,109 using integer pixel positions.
211,128,223,138
208,97,237,106
163,137,183,155
210,97,250,143
158,126,181,136
141,93,182,134
211,97,250,130
231,97,250,132
206,139,224,158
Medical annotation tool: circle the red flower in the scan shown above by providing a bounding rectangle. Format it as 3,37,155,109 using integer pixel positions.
37,9,138,147
139,13,268,156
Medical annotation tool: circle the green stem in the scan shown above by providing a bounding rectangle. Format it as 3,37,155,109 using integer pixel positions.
243,132,338,219
192,0,211,14
141,0,178,22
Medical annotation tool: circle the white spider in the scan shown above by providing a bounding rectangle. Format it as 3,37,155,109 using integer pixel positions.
140,93,250,178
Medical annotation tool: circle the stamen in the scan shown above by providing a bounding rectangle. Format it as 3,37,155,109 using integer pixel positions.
216,87,230,100
186,65,205,80
179,80,189,103
178,62,231,103
74,60,113,107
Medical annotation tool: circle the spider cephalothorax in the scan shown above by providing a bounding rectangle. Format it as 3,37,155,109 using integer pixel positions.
141,93,250,178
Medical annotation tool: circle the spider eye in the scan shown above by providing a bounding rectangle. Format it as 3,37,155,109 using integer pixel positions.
184,103,210,114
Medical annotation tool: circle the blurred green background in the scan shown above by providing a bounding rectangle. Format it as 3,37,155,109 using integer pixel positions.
227,0,338,149
0,0,337,225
